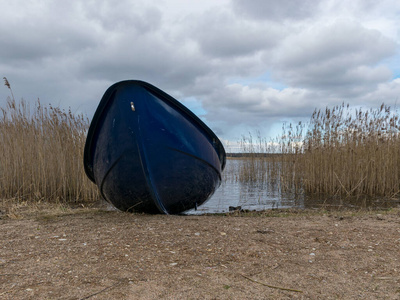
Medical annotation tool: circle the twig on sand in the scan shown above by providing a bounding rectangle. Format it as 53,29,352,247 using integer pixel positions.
240,274,303,293
79,280,127,300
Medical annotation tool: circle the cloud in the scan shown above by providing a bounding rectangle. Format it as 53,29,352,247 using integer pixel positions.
202,83,315,124
232,0,321,21
272,20,396,95
1,0,399,143
0,2,98,64
277,21,395,67
190,8,279,58
82,1,162,33
362,78,400,105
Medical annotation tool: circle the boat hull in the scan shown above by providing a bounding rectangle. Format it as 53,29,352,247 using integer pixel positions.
84,80,226,214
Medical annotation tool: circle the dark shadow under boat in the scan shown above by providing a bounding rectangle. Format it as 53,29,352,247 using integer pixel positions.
84,80,226,214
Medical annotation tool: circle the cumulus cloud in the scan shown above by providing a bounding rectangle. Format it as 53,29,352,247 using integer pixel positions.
82,1,162,33
361,78,400,104
272,20,396,93
190,8,279,58
202,83,315,124
232,0,322,21
0,4,96,64
0,0,399,142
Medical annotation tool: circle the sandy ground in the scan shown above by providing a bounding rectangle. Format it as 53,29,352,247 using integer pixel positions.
1,206,400,299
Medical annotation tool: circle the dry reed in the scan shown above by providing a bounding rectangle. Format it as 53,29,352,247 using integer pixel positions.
301,102,400,198
240,102,400,200
1,79,99,204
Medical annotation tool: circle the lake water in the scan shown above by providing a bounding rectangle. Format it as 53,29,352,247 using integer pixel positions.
185,159,304,214
185,158,400,215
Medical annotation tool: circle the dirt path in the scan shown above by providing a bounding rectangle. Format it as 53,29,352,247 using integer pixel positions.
1,208,400,299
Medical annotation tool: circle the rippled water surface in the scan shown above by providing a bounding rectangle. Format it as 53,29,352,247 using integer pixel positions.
185,159,304,214
185,158,400,215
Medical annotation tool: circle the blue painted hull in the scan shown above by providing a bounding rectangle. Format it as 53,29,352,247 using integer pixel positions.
84,80,226,214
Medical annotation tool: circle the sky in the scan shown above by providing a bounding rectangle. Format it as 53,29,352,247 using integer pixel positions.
1,0,400,152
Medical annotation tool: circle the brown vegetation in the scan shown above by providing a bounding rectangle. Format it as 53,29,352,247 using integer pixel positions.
240,103,400,201
0,79,98,204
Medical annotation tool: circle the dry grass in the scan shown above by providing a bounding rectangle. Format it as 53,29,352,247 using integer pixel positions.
0,79,99,206
240,103,400,201
301,103,400,198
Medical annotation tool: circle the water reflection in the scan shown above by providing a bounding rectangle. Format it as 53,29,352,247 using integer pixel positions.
186,159,304,214
186,158,400,215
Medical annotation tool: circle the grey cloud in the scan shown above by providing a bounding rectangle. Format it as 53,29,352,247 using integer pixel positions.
362,78,400,105
79,34,210,92
202,83,316,124
232,0,322,21
0,21,96,64
277,21,395,68
82,1,162,33
0,2,108,71
190,9,279,58
271,21,396,96
1,0,400,142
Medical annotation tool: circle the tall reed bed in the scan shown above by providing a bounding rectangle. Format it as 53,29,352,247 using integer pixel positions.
0,84,98,204
301,103,400,198
240,103,400,200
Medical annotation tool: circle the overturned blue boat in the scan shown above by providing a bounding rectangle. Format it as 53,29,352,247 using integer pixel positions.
84,80,226,214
